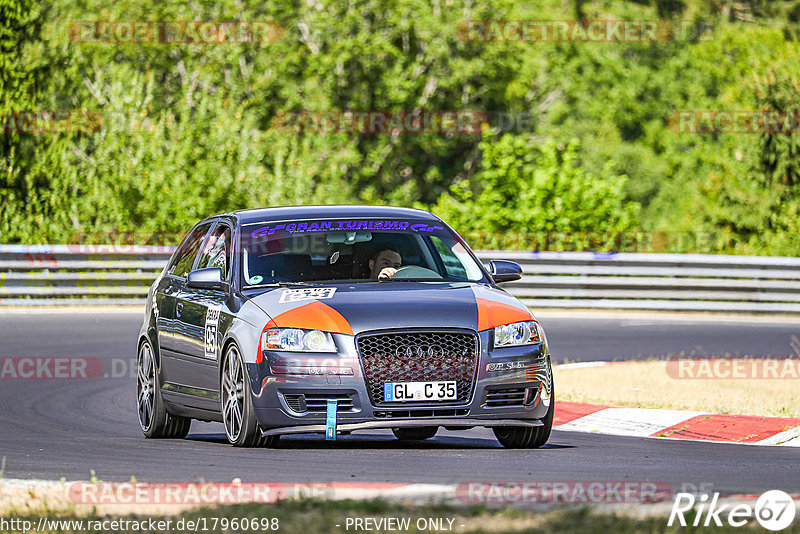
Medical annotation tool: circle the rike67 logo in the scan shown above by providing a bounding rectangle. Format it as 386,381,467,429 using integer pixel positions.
669,490,796,530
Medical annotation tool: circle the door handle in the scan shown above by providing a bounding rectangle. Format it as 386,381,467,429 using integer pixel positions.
176,302,183,317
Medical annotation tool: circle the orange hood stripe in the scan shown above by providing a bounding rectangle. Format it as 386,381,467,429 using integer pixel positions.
476,297,533,331
271,300,354,335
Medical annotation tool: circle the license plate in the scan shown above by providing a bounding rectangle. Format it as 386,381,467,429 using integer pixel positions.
383,381,457,402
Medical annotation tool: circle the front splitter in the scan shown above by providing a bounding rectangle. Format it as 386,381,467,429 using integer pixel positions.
262,418,543,437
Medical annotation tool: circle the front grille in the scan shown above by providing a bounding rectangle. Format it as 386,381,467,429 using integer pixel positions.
484,384,540,408
357,331,479,406
305,393,354,412
284,394,305,412
374,408,470,418
484,388,526,408
283,393,354,413
484,387,527,407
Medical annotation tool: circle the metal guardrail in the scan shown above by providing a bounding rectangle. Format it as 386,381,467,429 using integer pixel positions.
489,251,800,313
0,245,170,306
2,245,800,313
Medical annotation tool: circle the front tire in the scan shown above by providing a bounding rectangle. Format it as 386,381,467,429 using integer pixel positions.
392,427,438,440
220,343,278,448
137,339,191,439
493,386,554,449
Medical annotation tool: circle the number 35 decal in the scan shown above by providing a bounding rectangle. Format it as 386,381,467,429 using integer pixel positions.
205,306,222,359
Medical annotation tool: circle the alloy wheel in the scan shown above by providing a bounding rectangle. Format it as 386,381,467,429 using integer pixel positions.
222,346,245,442
137,342,155,432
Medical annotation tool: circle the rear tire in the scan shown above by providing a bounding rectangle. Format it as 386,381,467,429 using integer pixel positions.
221,343,279,448
392,427,438,440
137,339,191,439
493,385,554,449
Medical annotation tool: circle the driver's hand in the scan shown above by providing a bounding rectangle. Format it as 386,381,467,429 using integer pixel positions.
378,267,398,279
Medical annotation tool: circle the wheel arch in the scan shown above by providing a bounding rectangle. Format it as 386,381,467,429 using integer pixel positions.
219,333,251,388
137,333,160,366
221,313,266,394
219,336,239,375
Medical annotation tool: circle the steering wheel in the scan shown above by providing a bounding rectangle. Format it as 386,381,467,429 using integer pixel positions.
389,265,443,280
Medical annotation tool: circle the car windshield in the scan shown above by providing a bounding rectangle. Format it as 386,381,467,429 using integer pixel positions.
240,218,487,286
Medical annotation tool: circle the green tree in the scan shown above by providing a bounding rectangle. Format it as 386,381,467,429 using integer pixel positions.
432,130,640,247
692,68,800,255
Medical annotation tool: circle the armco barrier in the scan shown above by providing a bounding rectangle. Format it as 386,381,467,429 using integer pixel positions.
0,244,170,306
487,251,800,313
1,245,800,313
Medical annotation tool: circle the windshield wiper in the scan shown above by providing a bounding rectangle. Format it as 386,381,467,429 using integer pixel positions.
377,277,444,282
244,281,315,289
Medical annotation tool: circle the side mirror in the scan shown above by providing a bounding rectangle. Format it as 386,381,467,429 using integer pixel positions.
489,260,523,283
186,267,227,291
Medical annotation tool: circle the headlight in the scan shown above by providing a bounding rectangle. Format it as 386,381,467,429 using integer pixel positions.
261,328,336,352
493,321,542,348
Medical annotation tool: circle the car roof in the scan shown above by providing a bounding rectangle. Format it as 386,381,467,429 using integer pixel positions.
217,205,441,225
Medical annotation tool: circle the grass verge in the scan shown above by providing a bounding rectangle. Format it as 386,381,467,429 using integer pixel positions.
554,359,800,417
2,499,797,533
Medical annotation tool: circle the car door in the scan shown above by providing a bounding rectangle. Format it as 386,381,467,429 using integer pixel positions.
171,221,233,403
158,221,212,386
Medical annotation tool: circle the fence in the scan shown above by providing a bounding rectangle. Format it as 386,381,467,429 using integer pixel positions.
2,245,800,313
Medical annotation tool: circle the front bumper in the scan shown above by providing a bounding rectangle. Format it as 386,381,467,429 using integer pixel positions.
248,329,552,434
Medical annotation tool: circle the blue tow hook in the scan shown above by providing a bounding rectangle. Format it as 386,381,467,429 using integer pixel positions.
326,399,338,440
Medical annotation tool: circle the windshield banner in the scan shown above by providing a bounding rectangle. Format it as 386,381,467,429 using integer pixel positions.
249,220,445,239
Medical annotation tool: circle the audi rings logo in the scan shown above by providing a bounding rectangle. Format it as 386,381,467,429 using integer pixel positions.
396,345,445,358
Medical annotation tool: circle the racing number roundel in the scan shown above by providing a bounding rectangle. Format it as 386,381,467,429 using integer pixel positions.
205,307,222,359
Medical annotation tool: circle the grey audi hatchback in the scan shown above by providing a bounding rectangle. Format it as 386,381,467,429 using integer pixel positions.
137,205,554,448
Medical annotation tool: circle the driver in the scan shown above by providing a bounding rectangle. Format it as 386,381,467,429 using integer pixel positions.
369,249,402,279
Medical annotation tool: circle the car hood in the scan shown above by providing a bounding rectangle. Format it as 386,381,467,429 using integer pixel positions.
246,282,534,335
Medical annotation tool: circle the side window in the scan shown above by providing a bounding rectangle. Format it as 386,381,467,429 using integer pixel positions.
197,224,232,280
431,236,468,279
169,223,212,278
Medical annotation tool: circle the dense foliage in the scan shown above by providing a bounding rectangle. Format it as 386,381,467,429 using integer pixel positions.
1,0,799,254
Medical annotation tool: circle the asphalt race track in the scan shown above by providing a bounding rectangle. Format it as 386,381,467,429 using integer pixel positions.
1,310,798,495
